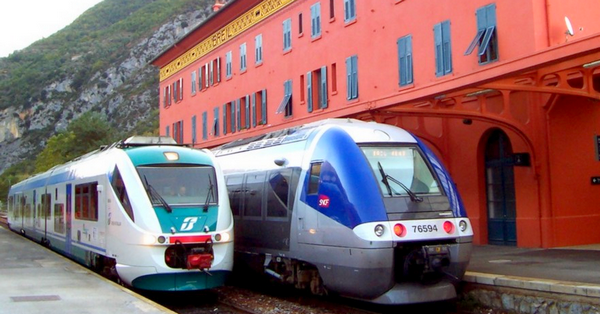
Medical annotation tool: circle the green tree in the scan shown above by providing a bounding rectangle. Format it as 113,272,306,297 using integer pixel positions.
34,112,119,173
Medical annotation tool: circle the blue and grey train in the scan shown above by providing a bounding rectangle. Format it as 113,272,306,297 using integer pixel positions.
212,119,473,304
7,136,233,291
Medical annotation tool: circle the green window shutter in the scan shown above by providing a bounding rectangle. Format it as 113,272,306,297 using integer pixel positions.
261,89,267,124
307,71,313,113
442,21,452,74
434,23,443,76
202,112,207,140
222,104,227,135
320,66,328,109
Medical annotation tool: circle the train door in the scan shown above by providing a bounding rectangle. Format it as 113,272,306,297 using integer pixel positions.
297,162,321,244
485,130,517,246
65,184,73,254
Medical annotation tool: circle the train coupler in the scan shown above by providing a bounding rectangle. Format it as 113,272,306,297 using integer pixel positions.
186,247,214,270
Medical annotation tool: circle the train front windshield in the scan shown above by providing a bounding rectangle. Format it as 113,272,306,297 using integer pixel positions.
137,165,217,206
361,146,441,197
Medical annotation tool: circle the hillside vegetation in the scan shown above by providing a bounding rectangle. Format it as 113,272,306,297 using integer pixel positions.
0,0,215,201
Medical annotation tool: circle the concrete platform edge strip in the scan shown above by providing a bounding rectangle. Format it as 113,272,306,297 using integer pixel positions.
464,271,600,298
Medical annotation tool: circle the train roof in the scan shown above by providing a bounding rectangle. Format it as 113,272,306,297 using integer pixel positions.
213,118,416,157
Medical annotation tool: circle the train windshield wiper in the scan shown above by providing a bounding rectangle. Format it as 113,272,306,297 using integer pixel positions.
203,175,214,212
377,162,423,202
143,175,172,213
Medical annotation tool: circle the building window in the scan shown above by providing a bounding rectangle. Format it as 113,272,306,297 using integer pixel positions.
239,96,249,130
311,3,321,39
192,115,197,144
166,125,170,137
345,55,358,100
213,107,219,137
172,78,183,102
464,3,498,64
222,103,228,135
434,20,452,76
397,35,413,86
307,66,328,112
298,13,303,35
163,85,172,108
191,71,197,95
259,89,267,125
331,62,337,93
329,0,335,19
173,120,183,143
198,66,204,91
202,111,208,140
240,43,247,72
215,57,222,83
226,51,232,78
209,61,214,86
283,19,292,51
235,99,241,131
255,34,263,64
276,79,293,117
229,101,236,133
75,182,98,221
344,0,356,23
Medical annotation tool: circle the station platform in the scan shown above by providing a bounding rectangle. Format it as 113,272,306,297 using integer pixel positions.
0,224,173,314
466,244,600,299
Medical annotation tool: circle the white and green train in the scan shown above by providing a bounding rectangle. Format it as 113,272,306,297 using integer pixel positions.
7,136,233,291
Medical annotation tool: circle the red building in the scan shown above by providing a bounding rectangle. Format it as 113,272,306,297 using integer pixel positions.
152,0,600,248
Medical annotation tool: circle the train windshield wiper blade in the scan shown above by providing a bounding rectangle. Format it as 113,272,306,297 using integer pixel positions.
203,175,214,212
143,175,172,213
377,162,393,197
377,162,423,202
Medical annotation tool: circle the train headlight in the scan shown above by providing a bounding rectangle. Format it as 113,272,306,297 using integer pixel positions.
142,234,156,245
164,152,179,161
158,236,166,244
374,224,385,237
459,220,468,232
214,232,230,242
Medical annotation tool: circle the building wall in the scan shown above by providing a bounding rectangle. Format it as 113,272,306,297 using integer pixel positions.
154,0,600,248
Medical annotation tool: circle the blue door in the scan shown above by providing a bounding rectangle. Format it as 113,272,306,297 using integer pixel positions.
485,130,517,246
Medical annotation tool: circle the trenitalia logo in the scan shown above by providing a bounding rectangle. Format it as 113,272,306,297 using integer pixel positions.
180,217,199,231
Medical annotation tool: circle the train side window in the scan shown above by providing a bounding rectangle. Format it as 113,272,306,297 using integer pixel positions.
54,204,65,234
42,193,51,220
75,182,98,221
244,173,265,218
308,162,322,195
111,167,134,222
267,169,291,218
226,175,244,216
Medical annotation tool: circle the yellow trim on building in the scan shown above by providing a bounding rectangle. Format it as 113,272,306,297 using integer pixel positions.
159,0,296,82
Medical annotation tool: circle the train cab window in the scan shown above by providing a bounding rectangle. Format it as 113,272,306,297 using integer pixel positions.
111,167,134,222
226,175,244,216
308,162,322,195
54,204,65,234
267,170,292,218
361,146,441,197
75,182,98,221
244,173,265,218
137,166,218,207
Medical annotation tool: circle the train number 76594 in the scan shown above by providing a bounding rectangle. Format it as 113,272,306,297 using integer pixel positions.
412,225,438,233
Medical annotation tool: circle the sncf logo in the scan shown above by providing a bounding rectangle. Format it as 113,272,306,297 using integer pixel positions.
180,217,198,231
318,195,330,208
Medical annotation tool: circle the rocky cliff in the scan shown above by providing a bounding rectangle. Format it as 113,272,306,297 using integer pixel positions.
0,1,214,174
